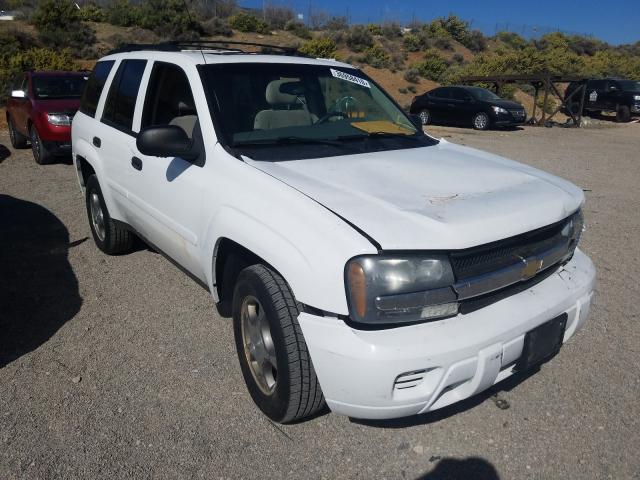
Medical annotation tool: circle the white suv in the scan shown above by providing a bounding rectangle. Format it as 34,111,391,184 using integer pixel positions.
72,42,595,423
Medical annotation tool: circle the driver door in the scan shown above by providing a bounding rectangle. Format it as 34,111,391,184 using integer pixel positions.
127,61,206,277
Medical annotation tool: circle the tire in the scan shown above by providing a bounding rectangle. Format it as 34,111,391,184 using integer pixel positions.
418,109,431,125
30,125,53,165
85,175,134,255
233,264,325,423
472,112,490,130
7,115,28,148
616,105,631,123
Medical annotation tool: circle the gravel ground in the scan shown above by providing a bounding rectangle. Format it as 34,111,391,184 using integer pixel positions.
1,123,639,480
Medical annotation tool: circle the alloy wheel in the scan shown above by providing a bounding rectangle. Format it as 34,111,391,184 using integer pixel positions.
89,192,106,242
240,295,278,395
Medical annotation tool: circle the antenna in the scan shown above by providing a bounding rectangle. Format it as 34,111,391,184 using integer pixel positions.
179,0,207,64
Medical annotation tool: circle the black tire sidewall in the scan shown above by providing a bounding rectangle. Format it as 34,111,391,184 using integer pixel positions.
232,268,293,422
616,105,630,123
85,175,112,253
30,126,50,165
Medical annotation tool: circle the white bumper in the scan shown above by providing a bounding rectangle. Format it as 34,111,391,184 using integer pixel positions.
298,249,596,420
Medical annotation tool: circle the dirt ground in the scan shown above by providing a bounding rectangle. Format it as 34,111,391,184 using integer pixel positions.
1,122,639,479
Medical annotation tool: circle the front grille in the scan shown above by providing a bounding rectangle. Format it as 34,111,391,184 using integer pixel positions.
508,109,525,118
450,216,571,281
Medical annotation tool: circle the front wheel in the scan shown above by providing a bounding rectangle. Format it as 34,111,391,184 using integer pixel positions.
30,126,53,165
616,105,631,123
85,175,134,255
419,109,431,125
472,112,490,130
233,264,325,423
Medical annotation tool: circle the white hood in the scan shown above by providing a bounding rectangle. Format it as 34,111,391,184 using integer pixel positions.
245,140,584,250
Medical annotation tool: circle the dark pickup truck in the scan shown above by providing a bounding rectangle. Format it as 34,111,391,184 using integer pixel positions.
566,78,640,122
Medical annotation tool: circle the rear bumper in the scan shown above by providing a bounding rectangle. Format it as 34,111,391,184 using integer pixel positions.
299,249,595,420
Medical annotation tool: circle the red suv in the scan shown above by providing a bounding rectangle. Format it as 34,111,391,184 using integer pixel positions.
7,71,88,164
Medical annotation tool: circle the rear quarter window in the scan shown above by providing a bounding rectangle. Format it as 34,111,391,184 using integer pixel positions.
80,60,115,117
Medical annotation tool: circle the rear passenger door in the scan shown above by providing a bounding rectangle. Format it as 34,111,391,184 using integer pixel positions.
128,62,205,276
449,88,475,125
426,88,451,123
97,59,148,221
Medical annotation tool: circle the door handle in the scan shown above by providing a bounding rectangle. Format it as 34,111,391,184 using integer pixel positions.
92,136,101,148
131,156,143,171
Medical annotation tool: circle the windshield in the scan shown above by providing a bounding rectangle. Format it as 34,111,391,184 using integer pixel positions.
199,63,437,160
32,75,87,99
618,80,640,92
467,87,501,101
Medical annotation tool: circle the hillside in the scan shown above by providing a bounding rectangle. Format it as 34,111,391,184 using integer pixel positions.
2,3,639,116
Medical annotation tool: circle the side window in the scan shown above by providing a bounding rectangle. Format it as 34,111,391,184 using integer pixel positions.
80,60,115,117
141,62,197,138
450,88,470,101
102,59,147,133
431,88,451,99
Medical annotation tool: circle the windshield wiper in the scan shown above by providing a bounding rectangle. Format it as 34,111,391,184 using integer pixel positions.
233,136,346,148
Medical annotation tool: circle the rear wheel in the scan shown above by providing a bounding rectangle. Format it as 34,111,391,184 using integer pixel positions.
616,105,631,123
85,175,134,255
233,264,325,423
472,112,490,130
418,109,431,125
30,125,53,165
8,115,28,149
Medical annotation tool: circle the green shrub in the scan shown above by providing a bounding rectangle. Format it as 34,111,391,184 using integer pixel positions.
495,31,528,50
106,0,141,27
137,0,202,38
462,30,487,53
414,49,449,81
31,0,96,57
79,3,105,22
407,85,417,94
346,25,373,53
398,87,408,94
452,53,464,64
299,37,336,58
361,44,391,68
228,12,270,34
403,68,420,83
202,17,233,37
323,16,349,32
381,22,402,40
367,24,382,36
284,20,311,40
403,34,421,52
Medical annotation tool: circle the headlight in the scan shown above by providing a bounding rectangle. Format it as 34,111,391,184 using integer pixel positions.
47,113,72,126
634,95,640,101
345,254,457,325
491,106,508,114
561,209,584,261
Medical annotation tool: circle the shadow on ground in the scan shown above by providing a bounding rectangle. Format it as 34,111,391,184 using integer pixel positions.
0,144,10,162
0,194,82,368
418,457,500,479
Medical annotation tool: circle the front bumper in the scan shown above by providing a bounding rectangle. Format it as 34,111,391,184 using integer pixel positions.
299,249,595,420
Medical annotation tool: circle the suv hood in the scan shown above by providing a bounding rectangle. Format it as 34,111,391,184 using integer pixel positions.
245,140,584,250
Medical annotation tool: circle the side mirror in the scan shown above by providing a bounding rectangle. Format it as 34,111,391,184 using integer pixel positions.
136,125,199,160
409,114,423,129
11,89,26,99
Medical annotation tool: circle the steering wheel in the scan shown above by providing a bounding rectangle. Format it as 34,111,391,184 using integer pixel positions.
315,96,360,125
315,111,349,125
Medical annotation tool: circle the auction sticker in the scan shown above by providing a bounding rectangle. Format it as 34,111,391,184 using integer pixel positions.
330,69,370,88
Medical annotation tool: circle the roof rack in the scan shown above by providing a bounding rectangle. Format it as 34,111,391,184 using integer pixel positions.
108,40,307,57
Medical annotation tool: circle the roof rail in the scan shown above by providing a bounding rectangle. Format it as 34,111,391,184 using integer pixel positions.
107,40,308,57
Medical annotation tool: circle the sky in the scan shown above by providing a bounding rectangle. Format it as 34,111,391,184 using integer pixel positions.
242,0,640,45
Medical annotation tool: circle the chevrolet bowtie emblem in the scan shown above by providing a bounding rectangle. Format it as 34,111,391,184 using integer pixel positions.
521,258,543,280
